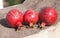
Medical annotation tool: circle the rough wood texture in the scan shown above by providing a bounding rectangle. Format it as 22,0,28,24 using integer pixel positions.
0,0,60,38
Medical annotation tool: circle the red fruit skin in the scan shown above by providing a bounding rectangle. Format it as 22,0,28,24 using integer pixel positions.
40,7,57,25
6,9,23,27
24,10,39,24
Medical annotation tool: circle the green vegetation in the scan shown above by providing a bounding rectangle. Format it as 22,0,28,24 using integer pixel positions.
6,0,25,6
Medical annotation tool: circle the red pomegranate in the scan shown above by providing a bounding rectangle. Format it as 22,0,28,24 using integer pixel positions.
39,7,57,28
6,9,23,30
24,10,39,28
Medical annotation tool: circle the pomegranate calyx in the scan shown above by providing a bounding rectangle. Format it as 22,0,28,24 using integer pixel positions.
40,22,46,28
29,23,33,28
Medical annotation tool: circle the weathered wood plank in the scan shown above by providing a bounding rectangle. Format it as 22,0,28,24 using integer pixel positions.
0,0,60,38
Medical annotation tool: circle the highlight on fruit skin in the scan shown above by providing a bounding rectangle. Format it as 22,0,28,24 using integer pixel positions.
23,10,39,28
39,7,57,28
6,9,23,31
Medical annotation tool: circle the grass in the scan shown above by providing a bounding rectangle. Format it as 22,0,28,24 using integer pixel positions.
6,0,25,6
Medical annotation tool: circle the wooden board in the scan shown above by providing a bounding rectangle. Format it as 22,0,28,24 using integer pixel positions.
0,0,60,38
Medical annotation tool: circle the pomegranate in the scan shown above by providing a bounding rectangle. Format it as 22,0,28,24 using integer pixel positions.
6,9,23,30
23,10,39,28
39,7,57,28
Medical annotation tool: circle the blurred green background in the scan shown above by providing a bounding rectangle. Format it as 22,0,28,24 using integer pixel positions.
4,0,25,7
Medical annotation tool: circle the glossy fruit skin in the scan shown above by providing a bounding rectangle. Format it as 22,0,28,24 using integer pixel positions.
6,9,23,27
40,7,57,25
24,10,39,24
